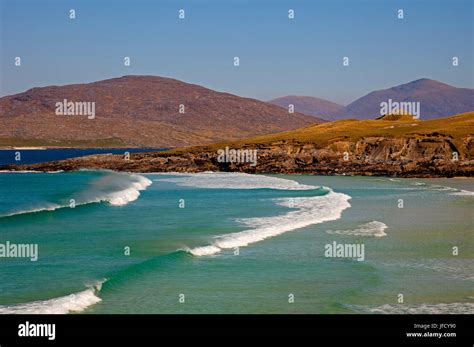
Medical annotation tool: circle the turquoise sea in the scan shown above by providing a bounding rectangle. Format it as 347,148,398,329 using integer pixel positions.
0,169,472,314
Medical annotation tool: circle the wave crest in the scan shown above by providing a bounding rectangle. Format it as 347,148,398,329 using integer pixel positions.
0,172,152,217
154,172,318,190
159,173,352,256
104,174,152,206
188,190,351,256
0,280,105,314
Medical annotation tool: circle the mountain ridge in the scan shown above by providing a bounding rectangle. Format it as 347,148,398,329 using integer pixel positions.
270,79,473,121
332,78,473,120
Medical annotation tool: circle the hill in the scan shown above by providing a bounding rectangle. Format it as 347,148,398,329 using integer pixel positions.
332,79,474,120
0,75,321,148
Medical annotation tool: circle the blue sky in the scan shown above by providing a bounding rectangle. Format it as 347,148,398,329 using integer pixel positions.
1,0,472,104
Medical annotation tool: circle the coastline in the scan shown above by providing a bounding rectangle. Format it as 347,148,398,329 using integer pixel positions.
1,169,473,179
0,150,472,178
2,112,472,178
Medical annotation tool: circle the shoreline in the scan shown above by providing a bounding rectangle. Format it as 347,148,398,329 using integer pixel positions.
2,153,472,178
0,154,472,178
1,171,473,179
1,167,472,179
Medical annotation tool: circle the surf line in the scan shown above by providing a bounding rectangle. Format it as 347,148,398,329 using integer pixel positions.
186,189,352,256
0,280,105,314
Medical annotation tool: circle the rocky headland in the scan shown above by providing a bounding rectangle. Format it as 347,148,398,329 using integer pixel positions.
2,113,473,178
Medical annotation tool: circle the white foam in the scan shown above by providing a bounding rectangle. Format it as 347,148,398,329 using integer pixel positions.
188,190,351,256
0,173,152,217
326,221,388,237
159,173,351,256
1,203,63,217
154,172,317,190
429,184,474,196
104,174,152,206
353,303,474,314
75,173,152,206
0,280,105,314
451,189,474,196
184,245,222,257
407,181,474,197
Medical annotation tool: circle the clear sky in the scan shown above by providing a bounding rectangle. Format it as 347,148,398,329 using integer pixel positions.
1,0,472,104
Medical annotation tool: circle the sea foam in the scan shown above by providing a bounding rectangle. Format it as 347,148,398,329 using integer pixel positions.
0,280,105,314
326,221,388,237
158,173,352,256
154,172,317,190
102,174,152,206
0,172,152,217
350,302,474,314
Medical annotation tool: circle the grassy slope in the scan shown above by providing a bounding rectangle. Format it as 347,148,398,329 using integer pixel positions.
1,112,472,152
168,112,474,154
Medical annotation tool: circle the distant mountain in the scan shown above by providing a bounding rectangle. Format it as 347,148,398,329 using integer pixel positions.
268,96,343,120
0,76,322,148
332,79,474,120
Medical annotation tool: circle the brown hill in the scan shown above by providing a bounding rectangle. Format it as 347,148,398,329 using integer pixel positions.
0,75,321,148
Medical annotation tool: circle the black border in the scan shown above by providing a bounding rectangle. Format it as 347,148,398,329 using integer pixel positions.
0,314,472,345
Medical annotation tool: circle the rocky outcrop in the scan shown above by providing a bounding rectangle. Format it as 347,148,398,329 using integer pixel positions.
2,135,472,177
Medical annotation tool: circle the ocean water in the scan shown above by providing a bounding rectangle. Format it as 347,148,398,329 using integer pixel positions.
0,170,472,314
0,148,167,165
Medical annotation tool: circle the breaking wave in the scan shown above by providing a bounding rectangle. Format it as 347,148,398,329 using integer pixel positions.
153,172,317,190
0,172,152,218
450,189,474,196
0,280,105,314
188,191,351,256
157,173,351,256
408,182,474,197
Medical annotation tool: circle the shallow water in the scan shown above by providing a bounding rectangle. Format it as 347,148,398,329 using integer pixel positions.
0,171,472,314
